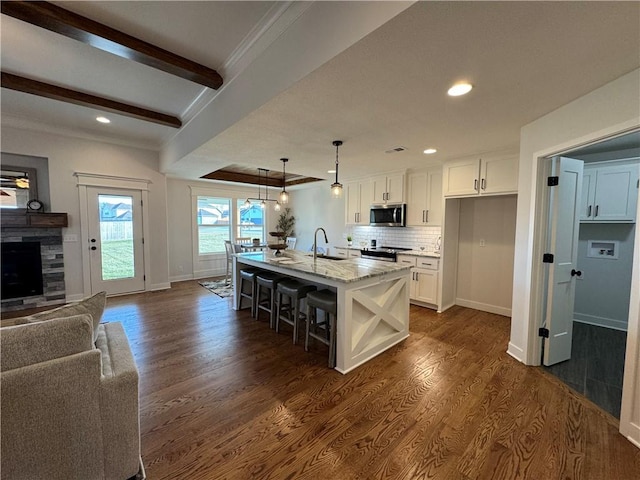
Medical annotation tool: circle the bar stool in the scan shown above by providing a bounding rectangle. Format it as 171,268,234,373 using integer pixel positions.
255,271,286,328
305,289,338,368
238,269,259,316
275,280,317,344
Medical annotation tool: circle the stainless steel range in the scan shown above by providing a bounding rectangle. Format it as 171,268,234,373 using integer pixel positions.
360,246,412,262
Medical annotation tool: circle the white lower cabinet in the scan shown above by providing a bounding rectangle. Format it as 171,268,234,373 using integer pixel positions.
398,255,439,308
412,268,438,305
334,247,361,258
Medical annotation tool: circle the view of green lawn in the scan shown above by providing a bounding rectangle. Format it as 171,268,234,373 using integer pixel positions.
101,239,134,280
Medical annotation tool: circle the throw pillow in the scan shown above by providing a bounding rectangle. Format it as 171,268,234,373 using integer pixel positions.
16,292,107,342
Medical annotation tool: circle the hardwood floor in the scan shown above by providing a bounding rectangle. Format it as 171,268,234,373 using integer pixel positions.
101,280,639,480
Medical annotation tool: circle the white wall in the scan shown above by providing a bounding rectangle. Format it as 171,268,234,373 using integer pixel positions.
574,224,635,330
509,69,640,446
166,177,278,281
456,195,517,316
1,126,170,297
291,182,344,254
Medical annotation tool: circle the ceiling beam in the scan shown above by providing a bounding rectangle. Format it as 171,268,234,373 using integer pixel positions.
1,1,223,89
1,72,182,128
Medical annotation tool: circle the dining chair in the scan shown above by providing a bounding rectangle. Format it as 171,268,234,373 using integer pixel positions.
236,237,252,244
224,240,234,285
285,237,297,250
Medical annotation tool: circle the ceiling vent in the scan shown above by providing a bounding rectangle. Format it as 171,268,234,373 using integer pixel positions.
385,146,408,154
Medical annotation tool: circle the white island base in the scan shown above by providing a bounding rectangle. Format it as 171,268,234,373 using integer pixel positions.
233,252,411,374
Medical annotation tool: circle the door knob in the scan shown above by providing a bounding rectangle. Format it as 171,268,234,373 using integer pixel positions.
90,238,96,243
91,246,97,251
571,269,582,277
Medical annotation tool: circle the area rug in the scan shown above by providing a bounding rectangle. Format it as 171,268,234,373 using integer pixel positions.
199,279,233,298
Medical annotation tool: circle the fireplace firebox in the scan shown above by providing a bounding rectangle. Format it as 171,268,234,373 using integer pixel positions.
1,241,44,300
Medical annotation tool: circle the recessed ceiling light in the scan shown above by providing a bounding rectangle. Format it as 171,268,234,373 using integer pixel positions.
96,116,111,124
423,148,437,154
447,82,473,96
327,169,336,174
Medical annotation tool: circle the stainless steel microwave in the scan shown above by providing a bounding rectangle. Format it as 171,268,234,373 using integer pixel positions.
369,203,406,227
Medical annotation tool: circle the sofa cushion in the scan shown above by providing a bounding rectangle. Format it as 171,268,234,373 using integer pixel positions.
14,292,107,342
0,314,94,372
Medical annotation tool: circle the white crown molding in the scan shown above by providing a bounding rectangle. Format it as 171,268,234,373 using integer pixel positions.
176,1,312,127
1,114,160,152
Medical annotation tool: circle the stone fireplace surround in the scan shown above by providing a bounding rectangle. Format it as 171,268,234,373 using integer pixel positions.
1,213,68,312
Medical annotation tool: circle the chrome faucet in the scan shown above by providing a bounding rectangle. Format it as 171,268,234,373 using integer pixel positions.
313,227,328,261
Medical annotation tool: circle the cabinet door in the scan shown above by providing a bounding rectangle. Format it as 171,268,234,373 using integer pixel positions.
371,175,388,203
480,156,518,195
413,268,438,304
386,173,405,203
345,182,360,225
406,172,428,225
360,180,373,215
592,164,639,222
443,159,480,197
426,169,442,225
579,169,596,221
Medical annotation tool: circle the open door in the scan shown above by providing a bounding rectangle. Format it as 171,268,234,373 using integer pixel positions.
542,156,583,366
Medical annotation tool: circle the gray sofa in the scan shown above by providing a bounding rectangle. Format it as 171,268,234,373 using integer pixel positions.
1,312,142,479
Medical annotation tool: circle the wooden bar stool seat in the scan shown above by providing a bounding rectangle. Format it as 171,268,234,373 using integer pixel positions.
239,269,259,317
305,289,338,368
275,280,317,344
255,271,286,328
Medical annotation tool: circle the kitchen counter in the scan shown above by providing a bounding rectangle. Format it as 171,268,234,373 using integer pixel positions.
235,250,410,283
399,250,441,258
233,251,411,374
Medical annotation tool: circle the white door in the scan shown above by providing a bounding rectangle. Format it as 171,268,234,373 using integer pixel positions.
543,156,583,366
87,187,145,295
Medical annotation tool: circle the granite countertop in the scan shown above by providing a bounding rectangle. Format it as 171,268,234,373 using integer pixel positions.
236,250,411,283
399,250,441,258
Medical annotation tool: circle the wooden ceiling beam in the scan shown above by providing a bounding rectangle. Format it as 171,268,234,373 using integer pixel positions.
1,1,223,89
200,169,323,187
1,72,182,128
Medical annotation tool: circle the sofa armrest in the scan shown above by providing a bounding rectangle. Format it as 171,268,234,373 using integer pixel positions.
95,322,141,480
1,349,104,480
0,314,94,372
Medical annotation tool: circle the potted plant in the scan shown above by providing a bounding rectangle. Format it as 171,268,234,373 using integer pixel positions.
347,235,352,246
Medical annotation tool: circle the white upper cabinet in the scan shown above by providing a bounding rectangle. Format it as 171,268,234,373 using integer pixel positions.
371,173,405,204
407,168,442,226
580,161,639,223
345,179,372,225
443,156,518,198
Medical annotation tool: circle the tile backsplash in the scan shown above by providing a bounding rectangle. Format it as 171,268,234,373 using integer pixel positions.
346,225,441,251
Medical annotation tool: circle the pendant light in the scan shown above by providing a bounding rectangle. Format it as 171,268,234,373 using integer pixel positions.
244,167,281,210
279,158,289,204
260,168,267,209
330,140,343,198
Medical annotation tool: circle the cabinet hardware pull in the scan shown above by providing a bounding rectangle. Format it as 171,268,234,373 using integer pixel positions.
425,210,429,222
474,179,478,191
595,205,599,217
481,178,486,190
587,205,592,217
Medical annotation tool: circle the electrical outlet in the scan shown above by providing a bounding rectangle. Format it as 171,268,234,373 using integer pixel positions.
479,239,486,247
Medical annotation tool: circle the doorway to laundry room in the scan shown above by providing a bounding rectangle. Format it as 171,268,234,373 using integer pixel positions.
541,130,639,418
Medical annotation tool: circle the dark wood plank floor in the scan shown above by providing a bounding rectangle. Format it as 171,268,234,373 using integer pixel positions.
101,280,639,480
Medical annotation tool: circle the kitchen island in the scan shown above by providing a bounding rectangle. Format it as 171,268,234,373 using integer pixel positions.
233,251,412,374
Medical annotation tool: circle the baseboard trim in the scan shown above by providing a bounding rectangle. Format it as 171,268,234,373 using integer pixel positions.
574,312,628,332
149,283,171,291
169,274,194,283
455,298,512,317
66,293,84,303
507,342,525,363
193,269,225,280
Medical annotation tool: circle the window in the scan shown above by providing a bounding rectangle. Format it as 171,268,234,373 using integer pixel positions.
196,196,230,254
236,199,265,242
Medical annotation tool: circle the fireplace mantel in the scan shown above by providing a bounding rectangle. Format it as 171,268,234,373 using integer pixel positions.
1,212,68,228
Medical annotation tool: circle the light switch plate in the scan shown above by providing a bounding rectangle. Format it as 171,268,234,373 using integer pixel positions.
63,234,78,242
